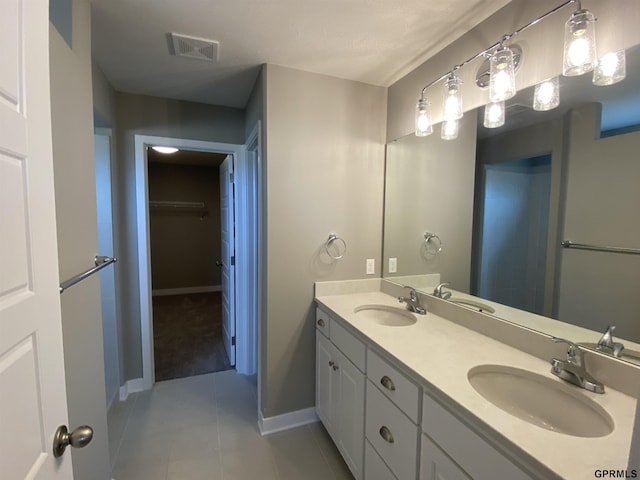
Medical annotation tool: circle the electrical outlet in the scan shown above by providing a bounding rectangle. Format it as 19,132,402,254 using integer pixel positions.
366,258,375,275
389,257,397,273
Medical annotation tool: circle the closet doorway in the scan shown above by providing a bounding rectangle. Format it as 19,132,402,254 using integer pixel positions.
135,135,259,391
147,148,231,381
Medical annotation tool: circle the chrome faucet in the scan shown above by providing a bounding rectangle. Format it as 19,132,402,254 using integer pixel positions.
551,337,604,393
433,282,451,300
596,325,625,358
398,286,426,315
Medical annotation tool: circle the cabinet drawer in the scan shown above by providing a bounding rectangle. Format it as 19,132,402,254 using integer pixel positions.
315,307,330,338
331,319,366,372
365,440,398,480
366,381,418,480
367,349,420,423
422,393,531,480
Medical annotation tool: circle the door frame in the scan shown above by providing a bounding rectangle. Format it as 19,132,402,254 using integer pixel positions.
238,121,262,378
134,134,251,390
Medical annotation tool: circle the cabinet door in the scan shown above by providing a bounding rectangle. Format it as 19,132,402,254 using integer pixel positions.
316,332,335,432
335,347,365,479
421,434,471,480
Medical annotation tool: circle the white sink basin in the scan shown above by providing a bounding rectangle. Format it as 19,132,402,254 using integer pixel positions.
449,297,495,314
468,365,613,437
354,305,417,327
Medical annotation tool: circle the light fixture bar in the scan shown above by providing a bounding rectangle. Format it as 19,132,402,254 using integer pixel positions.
418,0,581,98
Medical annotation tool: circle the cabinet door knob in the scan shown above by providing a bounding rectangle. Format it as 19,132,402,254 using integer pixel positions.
328,361,339,371
379,426,394,444
317,318,325,327
380,375,396,391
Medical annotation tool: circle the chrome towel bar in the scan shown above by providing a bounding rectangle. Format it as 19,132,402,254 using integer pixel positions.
561,241,640,256
59,256,117,293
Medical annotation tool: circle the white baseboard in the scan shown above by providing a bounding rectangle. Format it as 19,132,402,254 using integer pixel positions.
259,407,319,435
119,378,146,402
152,285,222,296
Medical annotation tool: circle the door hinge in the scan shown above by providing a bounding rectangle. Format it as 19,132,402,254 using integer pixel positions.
231,336,236,346
230,255,235,266
230,172,234,183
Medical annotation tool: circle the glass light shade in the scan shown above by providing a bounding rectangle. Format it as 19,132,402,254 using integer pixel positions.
563,10,597,76
593,50,626,86
483,101,505,128
489,46,517,102
443,75,463,121
533,77,560,111
415,98,433,136
441,119,459,140
151,146,179,154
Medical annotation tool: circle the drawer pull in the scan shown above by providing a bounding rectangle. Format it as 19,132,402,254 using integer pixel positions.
317,318,325,327
380,375,396,391
379,426,395,444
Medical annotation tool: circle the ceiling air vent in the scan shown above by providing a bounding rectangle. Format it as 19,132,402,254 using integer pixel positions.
169,33,219,62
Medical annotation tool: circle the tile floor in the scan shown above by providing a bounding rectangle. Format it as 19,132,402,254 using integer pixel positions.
108,370,353,480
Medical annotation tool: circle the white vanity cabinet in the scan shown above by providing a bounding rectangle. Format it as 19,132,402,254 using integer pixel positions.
420,434,471,480
315,308,366,479
315,304,535,480
421,394,532,480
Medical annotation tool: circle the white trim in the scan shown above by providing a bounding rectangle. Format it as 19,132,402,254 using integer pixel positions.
259,407,319,436
118,378,146,402
152,285,222,296
236,121,261,377
135,135,245,392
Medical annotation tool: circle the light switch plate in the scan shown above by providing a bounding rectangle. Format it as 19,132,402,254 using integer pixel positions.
389,257,397,273
366,258,375,275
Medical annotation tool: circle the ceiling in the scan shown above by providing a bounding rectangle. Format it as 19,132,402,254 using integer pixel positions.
90,0,512,109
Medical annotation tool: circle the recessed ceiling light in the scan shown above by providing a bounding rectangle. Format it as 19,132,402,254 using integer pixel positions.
151,146,179,154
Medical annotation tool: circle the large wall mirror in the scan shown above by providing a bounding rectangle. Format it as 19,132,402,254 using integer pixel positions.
384,43,640,365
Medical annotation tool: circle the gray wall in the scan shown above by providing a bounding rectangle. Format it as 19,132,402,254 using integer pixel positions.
558,103,640,342
49,0,110,477
148,162,221,290
383,113,477,292
262,64,386,417
387,0,640,141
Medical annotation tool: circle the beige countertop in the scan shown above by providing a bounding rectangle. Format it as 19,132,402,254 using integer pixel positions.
315,288,637,480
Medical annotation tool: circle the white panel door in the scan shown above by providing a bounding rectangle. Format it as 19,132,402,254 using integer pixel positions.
220,155,236,365
0,0,72,478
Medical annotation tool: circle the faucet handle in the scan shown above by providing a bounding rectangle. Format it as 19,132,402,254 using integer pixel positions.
598,325,615,348
552,337,584,365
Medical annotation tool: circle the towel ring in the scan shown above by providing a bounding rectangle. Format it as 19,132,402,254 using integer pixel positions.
325,234,347,260
424,232,443,254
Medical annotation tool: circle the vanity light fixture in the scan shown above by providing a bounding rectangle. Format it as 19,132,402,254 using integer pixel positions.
443,74,464,121
533,76,560,111
483,101,505,128
593,50,626,86
562,7,597,76
489,45,517,102
151,146,179,154
412,0,610,140
415,98,434,136
441,119,459,140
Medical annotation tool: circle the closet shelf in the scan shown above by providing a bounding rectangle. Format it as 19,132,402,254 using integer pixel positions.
149,200,209,217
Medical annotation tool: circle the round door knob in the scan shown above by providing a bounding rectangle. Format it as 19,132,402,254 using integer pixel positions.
53,425,94,458
216,260,224,267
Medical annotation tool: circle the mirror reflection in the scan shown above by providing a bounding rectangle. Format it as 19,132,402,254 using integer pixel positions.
383,44,640,364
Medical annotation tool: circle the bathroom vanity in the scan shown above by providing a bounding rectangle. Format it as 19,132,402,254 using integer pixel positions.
314,280,638,480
